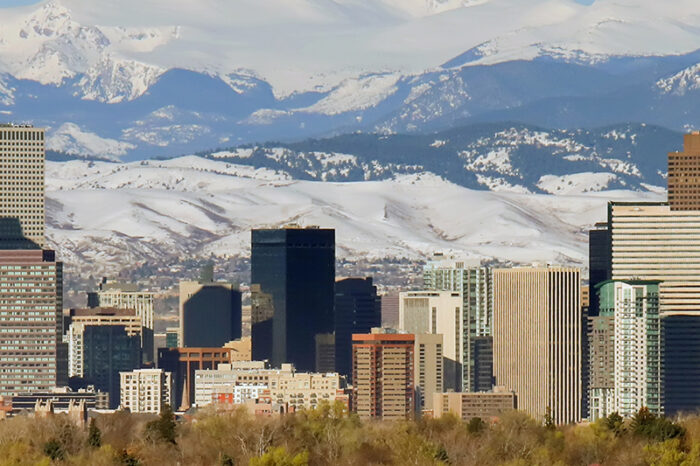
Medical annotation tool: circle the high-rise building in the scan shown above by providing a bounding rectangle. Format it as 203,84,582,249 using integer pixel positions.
0,124,45,249
352,329,415,420
0,249,63,396
493,267,581,425
334,277,381,378
588,222,611,317
251,227,335,371
250,284,274,362
663,314,700,417
314,333,335,373
588,280,662,420
157,347,231,410
82,325,141,408
423,258,493,392
668,132,700,211
399,290,463,390
90,279,155,363
433,388,517,421
120,369,172,414
414,333,443,413
380,293,400,328
607,202,700,314
65,308,142,379
179,272,242,348
0,126,64,397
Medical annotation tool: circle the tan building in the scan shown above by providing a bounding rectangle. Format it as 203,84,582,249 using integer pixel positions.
0,124,45,248
224,337,252,362
433,388,516,421
668,132,700,210
120,369,172,414
268,371,348,411
399,291,463,390
608,202,700,314
352,329,415,420
415,333,443,413
493,267,582,425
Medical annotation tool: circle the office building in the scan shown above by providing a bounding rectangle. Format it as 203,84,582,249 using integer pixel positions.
0,249,63,396
415,333,443,413
65,308,142,378
179,269,242,348
334,277,381,378
423,258,493,392
399,290,463,390
668,132,700,210
82,325,141,408
381,293,400,328
250,284,274,362
607,202,700,314
0,124,45,249
158,347,231,410
352,329,415,420
588,312,615,422
165,327,180,349
90,279,155,363
11,386,109,413
251,227,335,371
493,267,581,425
588,222,611,317
663,314,700,416
120,369,172,414
315,333,335,373
432,388,516,421
224,337,252,362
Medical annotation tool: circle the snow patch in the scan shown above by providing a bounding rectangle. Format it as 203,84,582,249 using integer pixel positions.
47,122,135,159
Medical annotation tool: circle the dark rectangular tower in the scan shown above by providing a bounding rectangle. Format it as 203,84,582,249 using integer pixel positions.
251,227,335,371
334,277,381,378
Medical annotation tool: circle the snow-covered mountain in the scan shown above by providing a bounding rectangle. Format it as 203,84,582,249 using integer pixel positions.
1,0,700,158
45,155,664,283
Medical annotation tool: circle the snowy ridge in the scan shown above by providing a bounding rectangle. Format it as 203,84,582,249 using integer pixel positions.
45,155,664,278
46,122,135,159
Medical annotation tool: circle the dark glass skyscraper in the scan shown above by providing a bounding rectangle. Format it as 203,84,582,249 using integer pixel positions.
179,277,242,348
663,314,700,416
588,222,611,317
251,227,335,371
83,325,141,408
334,277,381,378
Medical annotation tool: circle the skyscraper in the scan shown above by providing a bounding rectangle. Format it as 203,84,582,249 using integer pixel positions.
588,222,611,317
414,333,443,413
663,314,700,417
352,329,415,420
179,269,242,348
0,125,64,397
399,290,463,391
423,258,493,392
668,132,700,211
493,266,582,425
334,277,381,378
0,124,45,249
251,227,335,371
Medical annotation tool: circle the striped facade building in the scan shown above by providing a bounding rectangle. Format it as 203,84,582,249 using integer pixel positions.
493,267,582,425
608,202,700,314
352,329,415,420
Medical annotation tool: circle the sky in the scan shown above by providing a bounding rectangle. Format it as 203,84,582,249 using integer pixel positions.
0,0,596,7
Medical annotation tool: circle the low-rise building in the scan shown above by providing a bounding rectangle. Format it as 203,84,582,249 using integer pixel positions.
432,388,517,421
120,369,172,414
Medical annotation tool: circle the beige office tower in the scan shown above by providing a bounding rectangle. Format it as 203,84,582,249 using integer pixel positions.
0,125,45,249
609,202,700,314
493,267,582,425
415,333,443,413
399,291,463,390
0,250,63,396
93,280,155,362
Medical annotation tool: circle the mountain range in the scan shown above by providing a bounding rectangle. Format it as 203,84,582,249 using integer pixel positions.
0,0,699,159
